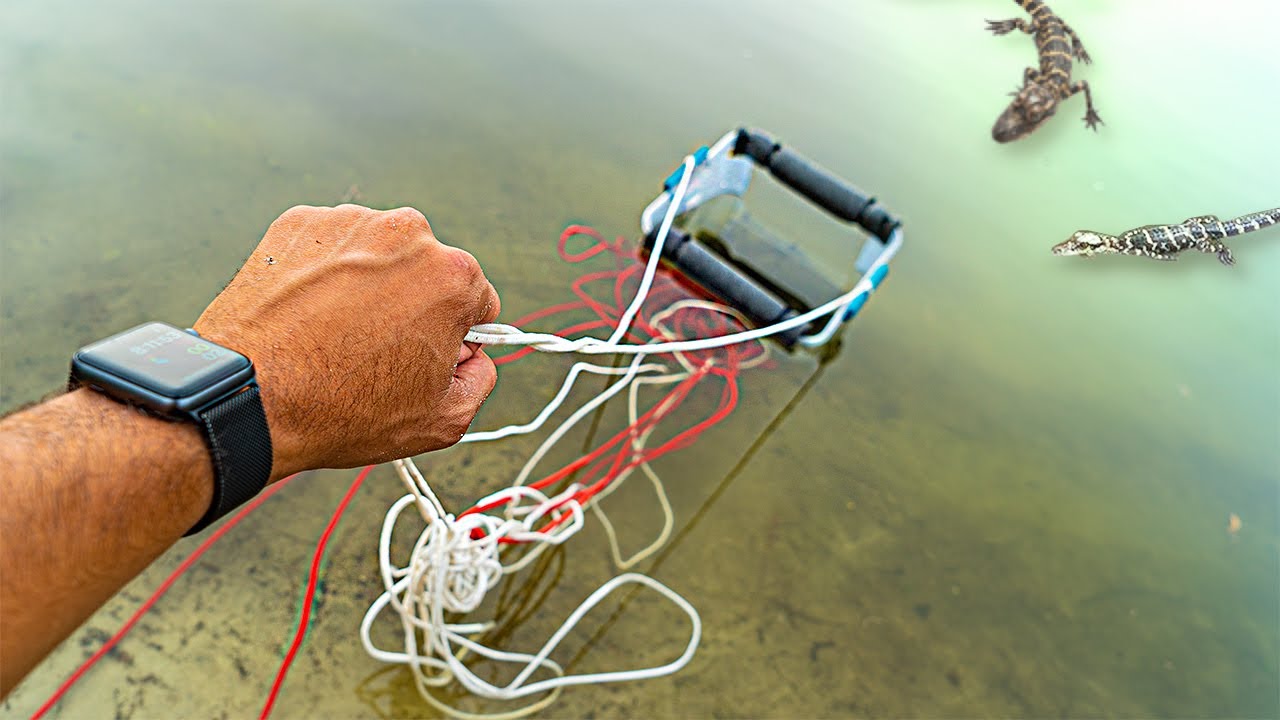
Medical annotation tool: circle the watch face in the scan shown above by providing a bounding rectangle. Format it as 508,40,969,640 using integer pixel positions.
76,322,250,398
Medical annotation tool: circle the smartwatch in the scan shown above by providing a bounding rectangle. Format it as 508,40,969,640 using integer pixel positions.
70,322,273,535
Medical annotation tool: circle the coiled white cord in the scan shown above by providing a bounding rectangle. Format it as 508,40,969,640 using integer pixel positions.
360,459,700,717
361,159,706,717
362,149,895,716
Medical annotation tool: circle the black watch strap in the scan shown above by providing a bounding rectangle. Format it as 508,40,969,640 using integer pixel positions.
185,384,274,535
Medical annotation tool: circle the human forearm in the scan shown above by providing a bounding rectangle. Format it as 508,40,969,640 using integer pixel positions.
0,204,500,697
0,388,212,694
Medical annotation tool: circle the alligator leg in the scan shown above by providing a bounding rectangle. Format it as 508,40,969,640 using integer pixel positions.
1062,24,1092,64
986,18,1036,35
1197,238,1235,266
1063,80,1103,130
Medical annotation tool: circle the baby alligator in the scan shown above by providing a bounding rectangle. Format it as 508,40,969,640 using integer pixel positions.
1052,208,1280,265
988,0,1101,142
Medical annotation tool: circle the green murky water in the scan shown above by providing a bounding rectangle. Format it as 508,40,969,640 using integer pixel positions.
3,0,1277,717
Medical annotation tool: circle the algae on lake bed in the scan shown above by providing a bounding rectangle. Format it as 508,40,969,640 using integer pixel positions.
1,0,1276,717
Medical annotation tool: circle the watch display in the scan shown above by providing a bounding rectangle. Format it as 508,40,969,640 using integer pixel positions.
73,322,249,399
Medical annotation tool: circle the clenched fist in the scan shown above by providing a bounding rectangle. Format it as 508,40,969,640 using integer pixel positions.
194,204,501,480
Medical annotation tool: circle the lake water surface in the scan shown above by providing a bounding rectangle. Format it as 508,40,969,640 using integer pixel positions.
2,0,1277,717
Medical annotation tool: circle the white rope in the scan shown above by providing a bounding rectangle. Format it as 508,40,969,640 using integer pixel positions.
360,156,705,717
589,373,681,570
588,300,768,569
604,155,693,346
361,148,894,716
463,260,885,356
459,360,668,445
360,460,700,716
461,223,904,359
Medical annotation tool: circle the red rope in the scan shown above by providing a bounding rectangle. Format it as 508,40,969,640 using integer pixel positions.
557,224,611,262
38,224,762,720
463,364,740,542
278,226,758,712
258,465,373,719
30,475,301,720
459,370,705,522
460,224,761,542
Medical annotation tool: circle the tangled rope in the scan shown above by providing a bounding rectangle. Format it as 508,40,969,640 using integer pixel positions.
33,147,898,720
356,144,895,715
359,156,752,717
360,459,700,717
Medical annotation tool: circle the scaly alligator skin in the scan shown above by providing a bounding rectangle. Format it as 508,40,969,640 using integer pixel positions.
988,0,1101,142
1052,208,1280,266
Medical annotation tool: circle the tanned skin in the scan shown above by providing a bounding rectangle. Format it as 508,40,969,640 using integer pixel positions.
0,204,501,696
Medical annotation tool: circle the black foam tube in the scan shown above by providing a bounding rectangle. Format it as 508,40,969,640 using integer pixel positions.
648,228,804,348
733,128,901,242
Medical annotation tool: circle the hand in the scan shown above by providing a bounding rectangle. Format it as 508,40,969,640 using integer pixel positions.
194,204,500,479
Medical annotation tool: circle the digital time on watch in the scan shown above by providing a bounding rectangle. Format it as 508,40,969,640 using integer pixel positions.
69,322,273,535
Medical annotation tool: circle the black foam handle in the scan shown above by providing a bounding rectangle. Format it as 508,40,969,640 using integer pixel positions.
648,228,804,348
733,128,900,242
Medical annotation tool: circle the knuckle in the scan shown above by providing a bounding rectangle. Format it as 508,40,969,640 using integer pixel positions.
448,247,483,281
445,252,500,325
382,206,433,236
480,283,501,323
282,204,320,219
271,204,321,230
333,203,373,219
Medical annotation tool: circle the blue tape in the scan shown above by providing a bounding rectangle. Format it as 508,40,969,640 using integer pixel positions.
662,145,710,191
869,263,890,289
841,292,870,321
842,265,890,321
